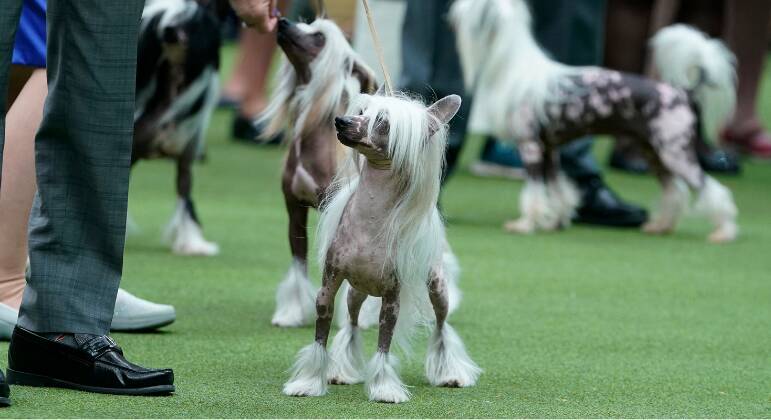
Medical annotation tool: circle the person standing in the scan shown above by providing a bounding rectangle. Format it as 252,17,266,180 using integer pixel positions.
0,0,277,406
0,0,180,341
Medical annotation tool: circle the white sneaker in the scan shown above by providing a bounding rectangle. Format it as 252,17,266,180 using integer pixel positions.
0,303,18,340
111,289,176,331
0,288,174,339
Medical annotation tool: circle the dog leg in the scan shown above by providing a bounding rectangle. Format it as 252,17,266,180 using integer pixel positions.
337,283,382,330
441,247,463,315
273,203,316,327
273,259,317,327
335,282,381,329
283,264,342,397
365,288,410,403
504,179,557,234
695,176,738,243
549,173,580,228
642,177,689,235
541,150,577,229
505,141,560,233
425,271,481,388
327,286,367,385
165,157,219,256
649,124,738,243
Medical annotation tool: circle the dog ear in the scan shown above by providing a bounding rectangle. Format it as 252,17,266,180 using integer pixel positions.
426,95,462,138
428,94,462,125
352,62,378,94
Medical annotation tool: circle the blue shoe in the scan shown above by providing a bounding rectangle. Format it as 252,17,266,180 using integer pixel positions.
470,138,524,180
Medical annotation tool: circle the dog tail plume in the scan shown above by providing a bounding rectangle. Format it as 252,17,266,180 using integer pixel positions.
650,24,736,144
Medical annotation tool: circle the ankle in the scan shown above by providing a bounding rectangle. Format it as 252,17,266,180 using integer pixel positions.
0,273,25,310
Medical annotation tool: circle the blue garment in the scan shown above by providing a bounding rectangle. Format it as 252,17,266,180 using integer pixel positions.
12,0,46,68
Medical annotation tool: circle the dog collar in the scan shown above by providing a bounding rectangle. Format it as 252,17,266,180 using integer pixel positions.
367,158,392,170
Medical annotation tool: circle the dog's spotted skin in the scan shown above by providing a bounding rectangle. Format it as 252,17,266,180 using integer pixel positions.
517,68,704,189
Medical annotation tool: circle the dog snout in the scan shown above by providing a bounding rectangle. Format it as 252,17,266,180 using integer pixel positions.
278,17,291,32
335,116,353,129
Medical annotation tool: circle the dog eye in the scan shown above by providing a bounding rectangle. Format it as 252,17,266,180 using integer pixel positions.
374,119,389,135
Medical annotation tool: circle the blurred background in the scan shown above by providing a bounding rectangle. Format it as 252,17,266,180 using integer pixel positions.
14,0,766,417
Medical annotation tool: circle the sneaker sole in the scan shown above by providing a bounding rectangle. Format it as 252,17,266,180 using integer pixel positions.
6,368,174,396
0,396,9,407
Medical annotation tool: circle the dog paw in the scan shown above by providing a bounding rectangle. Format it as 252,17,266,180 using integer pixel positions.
272,310,313,328
641,220,672,235
328,375,361,385
172,239,220,257
283,379,327,397
503,219,535,234
708,228,736,244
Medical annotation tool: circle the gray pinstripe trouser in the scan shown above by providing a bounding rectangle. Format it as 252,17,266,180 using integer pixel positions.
0,0,144,334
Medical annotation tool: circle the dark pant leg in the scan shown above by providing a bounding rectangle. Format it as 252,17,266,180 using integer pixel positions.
0,0,24,180
530,0,606,181
401,0,469,182
19,0,144,334
560,139,600,180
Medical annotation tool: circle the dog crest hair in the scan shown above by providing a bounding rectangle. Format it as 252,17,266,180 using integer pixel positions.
258,19,376,141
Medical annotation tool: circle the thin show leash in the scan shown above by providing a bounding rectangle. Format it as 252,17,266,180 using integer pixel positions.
360,0,394,96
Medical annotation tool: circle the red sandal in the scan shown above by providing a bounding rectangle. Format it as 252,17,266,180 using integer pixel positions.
722,121,771,159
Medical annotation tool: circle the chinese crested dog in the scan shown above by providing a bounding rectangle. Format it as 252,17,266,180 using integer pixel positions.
133,0,222,256
257,17,378,327
451,0,739,243
282,92,481,403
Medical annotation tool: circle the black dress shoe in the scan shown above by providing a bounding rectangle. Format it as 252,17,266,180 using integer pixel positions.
7,327,174,396
232,115,283,145
573,177,648,228
0,370,10,407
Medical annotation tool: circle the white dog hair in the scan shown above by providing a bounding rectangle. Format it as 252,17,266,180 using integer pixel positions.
651,24,736,144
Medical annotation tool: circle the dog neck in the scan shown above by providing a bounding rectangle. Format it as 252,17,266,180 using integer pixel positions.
349,162,400,222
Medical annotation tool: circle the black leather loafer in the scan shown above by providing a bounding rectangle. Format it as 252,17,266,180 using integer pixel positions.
7,326,174,396
0,370,10,407
573,177,648,228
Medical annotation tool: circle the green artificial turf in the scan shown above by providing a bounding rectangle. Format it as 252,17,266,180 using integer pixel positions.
1,48,770,418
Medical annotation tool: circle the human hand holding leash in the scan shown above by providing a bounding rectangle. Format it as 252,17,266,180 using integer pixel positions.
231,0,279,32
